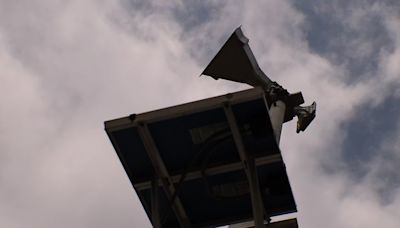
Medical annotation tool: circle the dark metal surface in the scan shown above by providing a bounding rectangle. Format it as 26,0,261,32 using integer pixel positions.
201,27,272,88
264,219,298,228
230,218,298,228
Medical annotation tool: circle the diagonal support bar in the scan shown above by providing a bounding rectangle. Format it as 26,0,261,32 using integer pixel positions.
151,179,161,228
134,154,282,191
137,123,192,228
223,104,266,228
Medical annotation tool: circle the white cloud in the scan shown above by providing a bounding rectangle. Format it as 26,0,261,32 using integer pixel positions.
0,0,399,227
0,1,245,227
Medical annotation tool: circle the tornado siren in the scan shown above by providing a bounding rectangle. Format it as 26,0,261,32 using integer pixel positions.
105,27,315,228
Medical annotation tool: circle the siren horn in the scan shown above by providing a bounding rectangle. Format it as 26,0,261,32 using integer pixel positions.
202,27,316,133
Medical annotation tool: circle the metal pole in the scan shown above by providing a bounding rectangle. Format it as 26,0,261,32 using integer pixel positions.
269,101,286,144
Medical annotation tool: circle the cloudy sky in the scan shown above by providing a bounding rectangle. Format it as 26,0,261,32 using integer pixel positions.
1,0,400,227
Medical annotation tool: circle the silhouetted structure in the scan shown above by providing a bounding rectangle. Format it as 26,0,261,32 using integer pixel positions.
105,27,315,228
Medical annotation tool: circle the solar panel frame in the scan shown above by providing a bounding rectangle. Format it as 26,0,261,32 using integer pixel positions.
105,87,297,227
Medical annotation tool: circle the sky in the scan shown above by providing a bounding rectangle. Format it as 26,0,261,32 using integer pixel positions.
0,0,399,227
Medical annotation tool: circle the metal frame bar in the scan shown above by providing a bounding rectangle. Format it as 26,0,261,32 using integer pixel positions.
229,218,298,228
134,154,281,190
151,179,161,228
105,87,266,131
223,103,266,228
137,123,192,228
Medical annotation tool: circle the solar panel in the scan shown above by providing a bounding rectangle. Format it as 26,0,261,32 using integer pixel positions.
105,87,296,227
